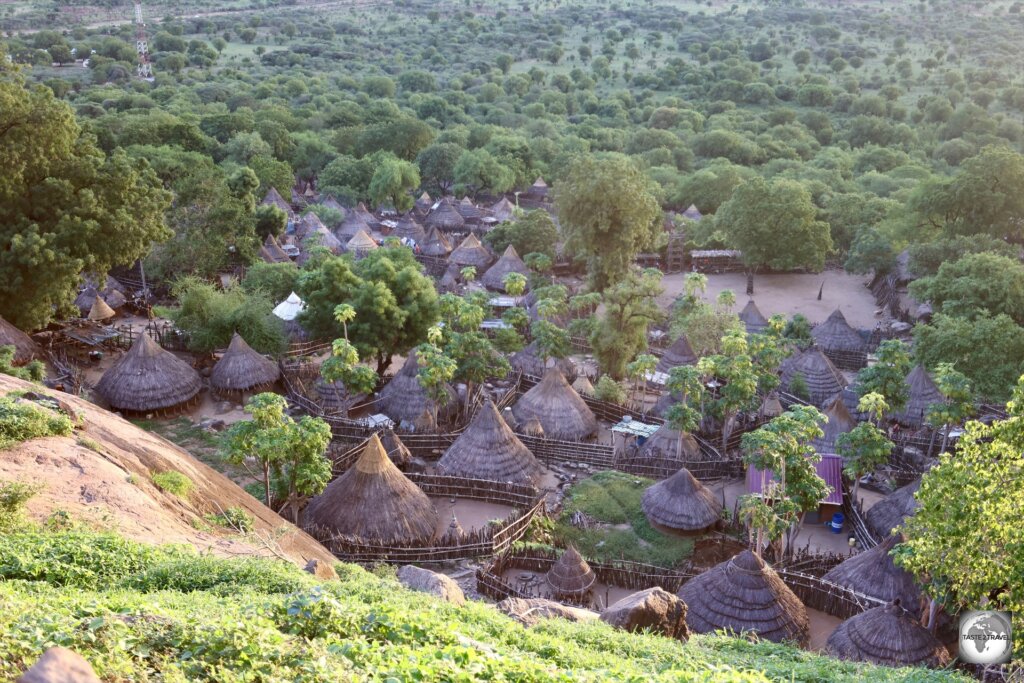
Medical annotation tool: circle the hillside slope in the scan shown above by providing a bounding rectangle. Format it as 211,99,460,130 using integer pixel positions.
0,374,334,567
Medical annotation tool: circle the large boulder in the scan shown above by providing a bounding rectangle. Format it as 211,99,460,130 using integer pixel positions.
304,558,338,581
18,647,101,683
497,597,600,627
397,565,466,606
600,587,690,641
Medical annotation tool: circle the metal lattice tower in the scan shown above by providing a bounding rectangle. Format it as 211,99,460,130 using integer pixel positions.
135,2,154,80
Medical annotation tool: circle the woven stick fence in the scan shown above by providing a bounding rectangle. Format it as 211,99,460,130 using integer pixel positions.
775,568,886,621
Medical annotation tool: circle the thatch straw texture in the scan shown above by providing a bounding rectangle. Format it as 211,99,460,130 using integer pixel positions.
95,334,202,412
449,233,493,269
530,177,549,198
822,535,922,608
811,309,864,353
456,197,482,221
512,368,597,441
305,226,342,253
346,229,379,254
682,204,703,221
425,197,465,232
76,285,122,317
826,602,950,668
355,203,379,229
437,399,543,486
892,366,944,428
866,479,920,539
571,375,595,397
738,300,769,334
295,212,327,240
312,377,364,416
261,187,292,214
642,467,722,532
655,334,697,373
520,417,545,437
420,226,453,257
636,423,700,460
378,351,458,431
760,393,783,419
259,234,293,264
679,550,809,646
546,546,595,597
780,348,847,407
440,511,465,544
87,297,116,321
304,434,437,544
336,211,371,241
510,341,576,381
415,192,433,213
812,395,857,454
0,316,41,365
491,197,516,222
481,245,530,291
379,428,411,468
393,213,427,243
210,333,280,393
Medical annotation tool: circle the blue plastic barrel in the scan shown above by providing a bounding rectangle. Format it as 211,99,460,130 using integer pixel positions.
830,512,844,534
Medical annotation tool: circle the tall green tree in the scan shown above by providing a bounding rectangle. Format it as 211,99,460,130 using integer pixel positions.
925,363,974,454
483,210,558,259
0,70,171,329
161,278,286,355
368,158,420,212
414,336,457,428
856,339,912,412
589,268,663,379
664,365,706,457
836,393,894,500
909,252,1024,324
415,142,463,195
701,330,760,451
555,155,662,289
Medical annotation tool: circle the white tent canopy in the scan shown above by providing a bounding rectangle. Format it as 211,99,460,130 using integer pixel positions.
273,291,305,321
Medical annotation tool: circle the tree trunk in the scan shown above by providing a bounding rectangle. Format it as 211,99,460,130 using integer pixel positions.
375,352,390,376
926,598,940,631
720,412,735,453
746,270,754,296
263,463,272,509
939,424,951,455
928,427,938,458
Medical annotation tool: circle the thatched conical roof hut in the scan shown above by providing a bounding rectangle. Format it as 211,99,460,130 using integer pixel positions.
481,245,530,291
512,368,597,441
378,351,458,431
210,333,280,395
546,546,595,598
0,316,41,366
393,213,427,243
379,428,412,468
822,535,922,608
679,550,809,646
425,197,465,232
456,196,482,222
295,212,327,240
520,416,545,437
95,334,202,413
642,468,722,533
812,394,857,454
354,202,380,230
304,434,437,545
335,211,371,241
738,300,769,334
866,479,920,539
635,423,700,460
415,191,433,214
571,374,595,397
780,348,847,407
826,601,950,668
655,334,697,374
346,229,379,256
440,510,465,544
438,400,543,486
259,234,293,264
682,204,703,221
491,197,516,222
87,296,116,322
760,392,784,419
261,187,292,214
892,366,944,428
510,341,576,381
449,233,493,269
530,177,549,199
420,226,453,257
811,309,864,353
312,377,364,417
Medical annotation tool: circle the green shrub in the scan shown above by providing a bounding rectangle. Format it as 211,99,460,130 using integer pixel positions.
789,372,810,401
151,471,194,498
0,481,42,532
124,555,315,595
0,346,45,382
0,395,74,449
205,506,255,532
593,375,626,404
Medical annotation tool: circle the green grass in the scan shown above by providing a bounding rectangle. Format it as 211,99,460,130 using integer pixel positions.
0,529,969,682
150,470,194,499
554,471,694,567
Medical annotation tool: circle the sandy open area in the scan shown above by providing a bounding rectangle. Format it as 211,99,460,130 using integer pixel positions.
807,608,842,652
499,567,635,611
658,270,881,329
430,497,516,535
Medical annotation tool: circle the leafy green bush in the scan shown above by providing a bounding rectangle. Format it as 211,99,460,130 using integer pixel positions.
124,555,315,595
205,506,255,532
0,481,41,532
151,471,194,498
593,376,626,404
788,372,810,401
0,346,45,383
0,395,74,450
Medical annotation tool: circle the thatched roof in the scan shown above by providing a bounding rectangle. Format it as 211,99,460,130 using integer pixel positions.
491,197,516,222
642,467,722,532
425,197,465,232
259,234,293,264
760,392,783,419
780,348,847,407
440,510,465,544
892,366,944,428
812,395,857,454
378,351,458,431
346,229,379,254
655,334,697,373
438,399,543,486
305,225,343,253
210,333,280,393
75,285,124,317
415,191,433,212
95,334,202,412
866,479,921,539
530,177,549,197
379,428,412,468
261,187,292,214
456,196,482,221
420,226,453,257
304,434,437,545
546,546,595,597
295,212,327,240
355,202,379,228
571,374,595,397
636,423,700,460
312,377,364,417
738,300,769,334
520,416,545,437
811,309,864,353
449,233,493,269
512,368,597,441
393,213,427,243
822,535,922,608
335,211,371,241
0,316,41,366
87,297,116,321
321,196,346,214
679,550,809,646
682,204,703,221
510,341,576,381
826,601,950,669
481,245,530,291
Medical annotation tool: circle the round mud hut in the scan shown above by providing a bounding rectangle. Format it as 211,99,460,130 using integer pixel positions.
779,347,847,407
866,479,921,539
420,226,453,257
95,334,202,414
512,368,597,441
811,309,864,356
335,211,371,242
641,468,722,534
655,334,698,374
378,350,459,432
0,316,41,366
826,601,950,669
210,333,281,397
892,366,944,428
679,550,809,646
425,197,465,233
738,300,769,335
822,534,922,608
481,245,530,292
437,399,543,487
510,341,576,381
393,213,427,243
449,233,493,269
546,546,596,600
491,197,516,223
304,433,438,545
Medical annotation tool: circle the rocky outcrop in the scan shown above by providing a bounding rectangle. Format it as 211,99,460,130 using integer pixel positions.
18,647,101,683
497,597,599,627
397,565,466,606
304,558,338,580
600,587,690,641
